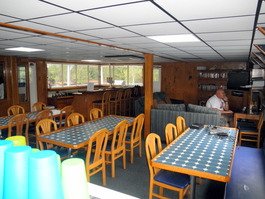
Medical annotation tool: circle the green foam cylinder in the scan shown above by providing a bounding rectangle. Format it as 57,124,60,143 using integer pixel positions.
62,158,90,199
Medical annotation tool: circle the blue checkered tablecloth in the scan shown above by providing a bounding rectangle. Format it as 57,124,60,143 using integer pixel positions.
153,127,237,177
41,116,134,146
0,110,60,128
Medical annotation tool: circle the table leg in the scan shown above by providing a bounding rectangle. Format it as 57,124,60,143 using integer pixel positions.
68,148,72,158
190,176,196,199
0,129,3,140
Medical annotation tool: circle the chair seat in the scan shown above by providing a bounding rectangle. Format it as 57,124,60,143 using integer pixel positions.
154,169,190,189
240,128,258,133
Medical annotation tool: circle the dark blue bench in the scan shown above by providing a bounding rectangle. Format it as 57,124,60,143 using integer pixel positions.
224,146,265,199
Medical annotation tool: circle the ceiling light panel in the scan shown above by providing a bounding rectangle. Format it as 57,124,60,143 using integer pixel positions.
183,16,255,33
124,22,190,36
31,13,112,31
81,2,174,26
148,34,200,43
0,0,68,19
79,27,139,38
42,0,140,11
155,0,258,21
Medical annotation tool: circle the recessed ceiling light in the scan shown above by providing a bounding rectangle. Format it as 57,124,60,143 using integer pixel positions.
148,34,200,43
81,59,101,62
5,47,45,52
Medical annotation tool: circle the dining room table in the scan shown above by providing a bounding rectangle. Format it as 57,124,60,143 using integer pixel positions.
37,115,135,157
151,125,238,199
0,109,61,139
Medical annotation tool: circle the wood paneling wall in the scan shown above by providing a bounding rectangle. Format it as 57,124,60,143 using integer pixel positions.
160,62,247,105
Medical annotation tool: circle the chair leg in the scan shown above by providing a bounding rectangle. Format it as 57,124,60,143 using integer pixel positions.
111,154,115,178
102,163,106,186
130,145,134,164
123,149,126,169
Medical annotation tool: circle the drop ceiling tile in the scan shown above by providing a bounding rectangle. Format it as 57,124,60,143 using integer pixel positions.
0,0,69,19
10,21,67,33
31,13,112,31
155,0,258,21
257,13,265,24
0,15,19,23
111,36,157,44
208,40,251,46
79,27,139,39
56,31,99,41
168,42,206,48
0,29,34,39
183,16,255,33
124,22,190,36
198,31,253,41
42,0,142,11
81,1,174,26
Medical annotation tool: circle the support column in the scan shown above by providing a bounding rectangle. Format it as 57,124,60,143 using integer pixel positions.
144,54,153,138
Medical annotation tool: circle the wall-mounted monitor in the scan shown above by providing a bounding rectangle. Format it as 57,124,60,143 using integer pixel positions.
227,70,250,90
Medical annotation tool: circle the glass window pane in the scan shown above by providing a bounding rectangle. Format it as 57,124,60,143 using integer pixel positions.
77,65,88,85
113,65,127,85
128,65,143,86
101,65,110,85
47,63,63,88
89,65,99,85
63,64,76,86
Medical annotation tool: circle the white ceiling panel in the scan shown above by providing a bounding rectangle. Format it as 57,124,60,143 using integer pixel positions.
31,13,112,31
42,0,142,11
155,0,258,21
82,1,174,26
0,0,69,19
198,31,253,41
208,40,252,46
183,16,255,33
0,15,19,23
79,27,139,39
124,22,190,36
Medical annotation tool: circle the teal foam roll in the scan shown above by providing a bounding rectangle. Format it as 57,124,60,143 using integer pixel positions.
28,150,64,199
3,145,31,199
0,140,14,199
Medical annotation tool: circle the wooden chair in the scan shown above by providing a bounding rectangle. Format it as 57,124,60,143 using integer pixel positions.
8,114,29,144
121,89,132,116
105,120,128,178
32,102,46,111
110,90,123,115
67,112,85,127
89,108,103,121
58,105,74,128
85,128,109,186
36,119,68,159
145,133,190,199
176,116,187,136
29,109,53,147
165,123,178,146
92,92,111,116
239,111,264,148
7,105,25,116
125,113,145,164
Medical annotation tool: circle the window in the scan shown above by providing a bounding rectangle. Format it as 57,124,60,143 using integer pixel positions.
47,63,143,88
47,63,99,88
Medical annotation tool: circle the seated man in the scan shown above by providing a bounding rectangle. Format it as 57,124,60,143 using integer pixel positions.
206,88,233,126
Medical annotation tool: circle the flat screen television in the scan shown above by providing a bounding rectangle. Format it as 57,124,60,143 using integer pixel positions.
227,70,250,90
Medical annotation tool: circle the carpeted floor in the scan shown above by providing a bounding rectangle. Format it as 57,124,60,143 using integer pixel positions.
74,142,226,199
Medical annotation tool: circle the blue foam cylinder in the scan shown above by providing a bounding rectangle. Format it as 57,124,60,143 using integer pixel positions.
3,145,31,199
0,140,14,199
28,150,64,199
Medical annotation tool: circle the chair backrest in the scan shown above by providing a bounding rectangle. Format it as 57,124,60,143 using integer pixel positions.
130,113,145,141
35,110,53,123
86,128,109,169
36,119,57,150
102,92,111,104
67,112,85,127
124,89,132,99
111,120,128,151
32,102,46,112
114,90,123,101
8,114,29,138
7,105,25,116
176,116,186,135
165,123,178,145
145,133,162,177
59,105,74,128
89,108,103,121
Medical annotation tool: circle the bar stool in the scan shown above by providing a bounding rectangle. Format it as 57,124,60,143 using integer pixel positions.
110,90,123,115
92,92,111,116
121,89,132,116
